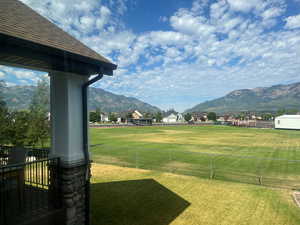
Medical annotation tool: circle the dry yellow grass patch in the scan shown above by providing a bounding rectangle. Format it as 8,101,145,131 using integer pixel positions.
92,155,128,165
91,163,150,181
164,161,193,169
161,130,194,135
91,164,300,225
131,131,300,150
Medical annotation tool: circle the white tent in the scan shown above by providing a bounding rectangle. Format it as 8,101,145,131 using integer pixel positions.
275,115,300,130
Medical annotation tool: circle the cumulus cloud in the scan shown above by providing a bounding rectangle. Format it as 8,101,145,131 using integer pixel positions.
4,0,300,111
285,14,300,29
0,71,5,78
226,0,262,13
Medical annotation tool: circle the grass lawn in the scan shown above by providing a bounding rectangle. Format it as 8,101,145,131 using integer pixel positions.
90,125,300,188
91,163,300,225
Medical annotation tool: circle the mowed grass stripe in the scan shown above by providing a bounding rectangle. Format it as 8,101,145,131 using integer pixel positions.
90,126,300,187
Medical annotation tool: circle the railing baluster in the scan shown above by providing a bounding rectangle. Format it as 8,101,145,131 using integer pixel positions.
0,146,62,225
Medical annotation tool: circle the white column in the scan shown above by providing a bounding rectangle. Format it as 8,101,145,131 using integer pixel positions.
49,72,89,167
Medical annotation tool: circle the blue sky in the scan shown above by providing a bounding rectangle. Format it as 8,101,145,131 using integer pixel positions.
1,0,300,112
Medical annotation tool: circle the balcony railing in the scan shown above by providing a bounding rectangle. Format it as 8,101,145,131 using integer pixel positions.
0,146,61,225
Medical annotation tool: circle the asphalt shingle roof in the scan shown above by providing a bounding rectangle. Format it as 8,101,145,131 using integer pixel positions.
0,0,115,70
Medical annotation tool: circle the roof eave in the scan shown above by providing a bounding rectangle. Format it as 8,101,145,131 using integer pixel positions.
0,33,117,76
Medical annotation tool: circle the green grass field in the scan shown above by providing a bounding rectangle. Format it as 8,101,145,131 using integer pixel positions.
90,125,300,188
91,164,300,225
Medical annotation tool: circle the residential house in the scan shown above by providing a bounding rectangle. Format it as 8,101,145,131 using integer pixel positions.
163,113,178,123
132,110,143,119
177,113,185,122
191,112,208,122
100,112,109,122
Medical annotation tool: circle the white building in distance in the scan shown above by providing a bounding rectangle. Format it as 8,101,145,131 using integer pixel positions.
275,115,300,130
163,113,178,123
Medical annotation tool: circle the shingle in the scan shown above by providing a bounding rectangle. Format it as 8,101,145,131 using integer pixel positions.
0,0,114,67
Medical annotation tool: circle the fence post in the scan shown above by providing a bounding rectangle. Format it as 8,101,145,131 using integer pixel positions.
169,149,172,173
257,162,263,185
258,175,263,185
210,155,214,179
135,150,138,169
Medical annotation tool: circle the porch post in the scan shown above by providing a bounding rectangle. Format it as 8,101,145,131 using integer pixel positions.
50,71,90,225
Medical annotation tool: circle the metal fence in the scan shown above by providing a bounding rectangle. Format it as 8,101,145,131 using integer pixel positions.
0,146,50,166
0,152,60,225
92,148,300,190
90,122,215,128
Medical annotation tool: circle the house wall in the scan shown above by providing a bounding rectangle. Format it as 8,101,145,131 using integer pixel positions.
163,117,177,123
275,118,300,130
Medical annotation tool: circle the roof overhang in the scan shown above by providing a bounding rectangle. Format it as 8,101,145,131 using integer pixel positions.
0,33,117,76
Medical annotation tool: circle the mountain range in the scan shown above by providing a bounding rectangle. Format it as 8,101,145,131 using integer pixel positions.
1,85,161,113
185,82,300,114
2,82,300,114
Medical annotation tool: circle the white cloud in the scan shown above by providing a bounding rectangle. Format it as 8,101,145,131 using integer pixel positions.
285,14,300,29
223,17,243,33
170,11,215,36
0,71,5,78
79,16,95,33
226,0,262,13
262,7,284,20
96,6,111,30
4,0,299,111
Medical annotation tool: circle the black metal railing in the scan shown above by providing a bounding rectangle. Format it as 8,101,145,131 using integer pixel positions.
0,146,50,166
0,156,61,225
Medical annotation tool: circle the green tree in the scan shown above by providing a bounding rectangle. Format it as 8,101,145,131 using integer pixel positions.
95,108,101,122
0,80,6,109
155,112,163,122
276,108,286,117
0,80,9,145
126,112,133,119
28,78,50,147
6,111,32,147
90,111,97,123
261,113,273,121
286,108,298,115
29,78,50,113
164,108,178,117
109,113,117,123
207,112,217,121
184,113,192,122
144,112,152,119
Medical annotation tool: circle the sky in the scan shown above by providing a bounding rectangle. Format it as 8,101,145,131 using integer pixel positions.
1,0,300,112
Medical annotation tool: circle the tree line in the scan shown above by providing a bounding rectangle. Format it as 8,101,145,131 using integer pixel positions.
0,79,50,148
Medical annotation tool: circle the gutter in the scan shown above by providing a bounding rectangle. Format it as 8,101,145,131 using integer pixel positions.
82,72,104,225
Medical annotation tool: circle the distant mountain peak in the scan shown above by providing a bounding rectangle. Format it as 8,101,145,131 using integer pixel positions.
185,82,300,114
2,85,161,113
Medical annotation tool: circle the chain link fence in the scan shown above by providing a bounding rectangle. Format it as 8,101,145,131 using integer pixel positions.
92,148,300,190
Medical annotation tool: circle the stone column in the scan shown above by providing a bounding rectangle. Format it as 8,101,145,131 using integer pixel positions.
49,72,90,225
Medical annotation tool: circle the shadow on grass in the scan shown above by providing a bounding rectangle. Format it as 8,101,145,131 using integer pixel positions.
91,179,190,225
